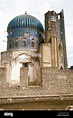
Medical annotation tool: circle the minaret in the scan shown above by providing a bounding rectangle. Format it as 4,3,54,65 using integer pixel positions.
40,10,68,69
58,10,68,69
45,10,58,68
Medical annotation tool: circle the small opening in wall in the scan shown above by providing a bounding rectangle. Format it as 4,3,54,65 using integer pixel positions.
60,66,63,70
48,38,51,43
31,38,34,41
22,63,28,67
59,43,62,51
39,34,41,38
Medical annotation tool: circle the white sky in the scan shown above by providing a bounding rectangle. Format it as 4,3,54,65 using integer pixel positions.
0,0,73,68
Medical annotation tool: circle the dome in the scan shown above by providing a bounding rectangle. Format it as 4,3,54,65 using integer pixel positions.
7,13,44,33
7,13,44,50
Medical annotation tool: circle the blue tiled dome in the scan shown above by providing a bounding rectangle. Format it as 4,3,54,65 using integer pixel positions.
7,14,44,32
7,13,44,50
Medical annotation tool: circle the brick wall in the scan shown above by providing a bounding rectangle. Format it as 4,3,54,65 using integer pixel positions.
42,67,73,94
0,67,73,97
19,67,73,96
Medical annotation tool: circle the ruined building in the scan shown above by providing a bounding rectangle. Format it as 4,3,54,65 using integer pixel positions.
0,10,73,110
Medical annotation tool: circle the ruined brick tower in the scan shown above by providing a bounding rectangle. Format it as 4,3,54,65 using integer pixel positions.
40,9,68,70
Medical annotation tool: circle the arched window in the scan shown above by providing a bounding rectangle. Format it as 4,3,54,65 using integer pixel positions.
31,41,34,47
14,40,18,47
59,43,63,62
23,40,26,47
59,43,62,51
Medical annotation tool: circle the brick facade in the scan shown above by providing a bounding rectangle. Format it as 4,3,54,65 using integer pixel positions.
0,67,73,97
0,67,73,110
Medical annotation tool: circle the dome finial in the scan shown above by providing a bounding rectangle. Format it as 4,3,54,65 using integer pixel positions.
25,11,27,14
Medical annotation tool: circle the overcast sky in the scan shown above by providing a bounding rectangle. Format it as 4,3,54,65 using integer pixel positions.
0,0,73,68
